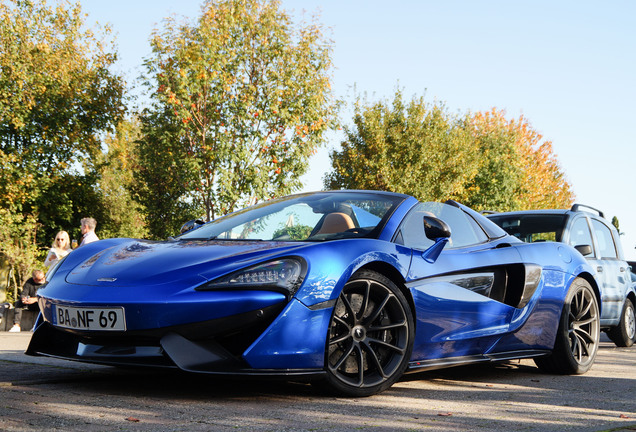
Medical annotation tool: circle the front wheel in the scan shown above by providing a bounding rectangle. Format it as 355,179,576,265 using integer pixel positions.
606,299,635,347
535,278,600,374
322,270,414,397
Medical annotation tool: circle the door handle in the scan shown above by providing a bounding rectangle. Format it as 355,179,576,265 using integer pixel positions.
620,267,625,272
596,266,603,272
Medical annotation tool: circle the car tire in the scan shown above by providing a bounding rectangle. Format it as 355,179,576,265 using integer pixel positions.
534,277,600,374
322,270,414,397
606,299,636,347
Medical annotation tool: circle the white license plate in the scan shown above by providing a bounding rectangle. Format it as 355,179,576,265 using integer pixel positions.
53,305,126,331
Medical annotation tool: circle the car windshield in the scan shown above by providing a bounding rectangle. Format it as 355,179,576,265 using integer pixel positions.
488,214,567,243
179,192,405,242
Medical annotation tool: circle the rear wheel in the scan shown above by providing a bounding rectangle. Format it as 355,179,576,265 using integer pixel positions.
535,278,600,374
323,270,414,397
606,299,635,347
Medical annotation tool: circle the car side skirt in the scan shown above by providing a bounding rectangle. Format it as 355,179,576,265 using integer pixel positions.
405,349,550,373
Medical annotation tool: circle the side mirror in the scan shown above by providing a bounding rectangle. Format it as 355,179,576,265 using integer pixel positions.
180,219,205,234
574,244,593,257
423,216,451,240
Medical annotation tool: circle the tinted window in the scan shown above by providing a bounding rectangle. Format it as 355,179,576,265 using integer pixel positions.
398,202,488,250
591,219,618,259
488,214,566,243
568,217,594,249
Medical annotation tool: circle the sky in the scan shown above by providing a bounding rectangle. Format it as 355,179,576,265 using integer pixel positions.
80,1,636,258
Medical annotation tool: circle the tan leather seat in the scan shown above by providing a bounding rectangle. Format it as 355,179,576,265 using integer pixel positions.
317,212,355,234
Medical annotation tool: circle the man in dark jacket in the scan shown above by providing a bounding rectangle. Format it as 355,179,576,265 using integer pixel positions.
8,270,46,332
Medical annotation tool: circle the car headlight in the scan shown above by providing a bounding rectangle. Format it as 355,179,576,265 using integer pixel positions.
197,258,306,296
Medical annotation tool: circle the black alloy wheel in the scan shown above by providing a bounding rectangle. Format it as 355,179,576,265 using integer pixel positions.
324,270,414,396
607,299,635,347
535,278,600,374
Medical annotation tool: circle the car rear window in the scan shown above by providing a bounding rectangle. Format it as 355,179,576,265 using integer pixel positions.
488,214,567,243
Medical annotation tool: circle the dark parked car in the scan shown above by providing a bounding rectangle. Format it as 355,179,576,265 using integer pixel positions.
28,191,603,396
488,204,636,347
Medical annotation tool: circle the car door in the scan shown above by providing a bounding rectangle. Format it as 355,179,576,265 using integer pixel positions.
564,214,630,326
396,202,523,362
588,218,630,326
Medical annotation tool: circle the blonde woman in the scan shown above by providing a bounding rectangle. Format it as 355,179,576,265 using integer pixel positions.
44,231,72,268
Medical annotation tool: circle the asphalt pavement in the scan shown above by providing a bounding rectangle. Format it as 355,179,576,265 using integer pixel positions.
1,331,635,432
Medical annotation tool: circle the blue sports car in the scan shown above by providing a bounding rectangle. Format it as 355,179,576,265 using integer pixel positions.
28,190,601,396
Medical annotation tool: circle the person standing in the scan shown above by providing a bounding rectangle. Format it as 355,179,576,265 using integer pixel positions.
8,270,46,332
79,217,99,247
43,230,73,268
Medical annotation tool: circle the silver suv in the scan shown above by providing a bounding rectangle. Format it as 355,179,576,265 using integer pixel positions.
488,204,636,347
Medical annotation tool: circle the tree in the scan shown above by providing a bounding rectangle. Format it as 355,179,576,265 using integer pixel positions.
137,0,337,238
612,216,622,235
134,106,202,239
325,89,480,202
0,0,125,179
0,0,125,286
0,154,40,295
326,93,573,212
0,211,39,301
459,111,523,211
92,117,149,240
463,109,574,211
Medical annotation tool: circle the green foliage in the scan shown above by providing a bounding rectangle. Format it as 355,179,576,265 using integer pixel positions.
0,210,42,295
327,91,574,211
0,0,125,175
0,252,12,302
36,172,101,245
134,107,201,239
137,0,337,238
0,0,126,286
92,117,149,239
612,216,621,235
272,224,313,240
325,89,479,202
461,112,523,211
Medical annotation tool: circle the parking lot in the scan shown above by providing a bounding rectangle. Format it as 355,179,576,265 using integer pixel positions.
1,332,635,432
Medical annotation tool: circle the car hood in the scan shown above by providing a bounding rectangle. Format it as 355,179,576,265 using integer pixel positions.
64,239,306,288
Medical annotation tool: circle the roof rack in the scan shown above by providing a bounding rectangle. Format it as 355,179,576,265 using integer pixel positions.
570,203,604,218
